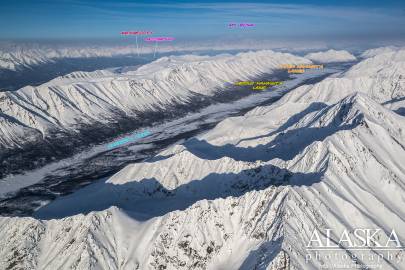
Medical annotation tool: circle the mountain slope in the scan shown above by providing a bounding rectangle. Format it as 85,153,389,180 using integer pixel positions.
0,49,404,270
248,48,405,118
2,93,405,269
0,43,325,71
360,46,405,58
0,50,310,150
305,49,356,63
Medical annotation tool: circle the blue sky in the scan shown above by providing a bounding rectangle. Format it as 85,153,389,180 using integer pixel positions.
1,0,405,43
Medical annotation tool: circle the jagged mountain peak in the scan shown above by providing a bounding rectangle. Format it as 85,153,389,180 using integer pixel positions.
0,50,311,149
1,49,405,270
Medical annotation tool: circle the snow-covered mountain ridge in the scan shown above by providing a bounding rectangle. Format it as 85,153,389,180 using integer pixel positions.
0,45,167,71
0,43,327,71
360,46,405,58
304,49,356,63
248,48,405,118
0,48,404,269
2,91,404,269
0,50,310,151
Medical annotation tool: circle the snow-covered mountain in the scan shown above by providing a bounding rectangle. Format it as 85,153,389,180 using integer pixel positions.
305,49,357,63
252,48,405,117
1,48,404,270
0,46,158,71
0,50,310,151
360,46,405,58
0,42,327,71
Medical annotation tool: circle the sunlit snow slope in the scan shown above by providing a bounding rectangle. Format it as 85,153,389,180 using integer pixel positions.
305,49,356,63
0,50,310,150
0,49,404,270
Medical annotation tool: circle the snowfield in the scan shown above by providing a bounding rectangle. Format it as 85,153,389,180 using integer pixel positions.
0,48,405,270
305,49,357,63
360,46,405,58
0,50,310,150
0,43,327,71
0,45,172,71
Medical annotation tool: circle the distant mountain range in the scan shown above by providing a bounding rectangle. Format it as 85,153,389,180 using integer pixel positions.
0,51,310,150
0,42,332,71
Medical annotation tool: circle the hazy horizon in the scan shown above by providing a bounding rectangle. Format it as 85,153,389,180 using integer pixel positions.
1,0,405,45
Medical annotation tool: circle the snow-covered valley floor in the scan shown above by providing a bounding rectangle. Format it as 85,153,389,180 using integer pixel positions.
0,64,340,216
